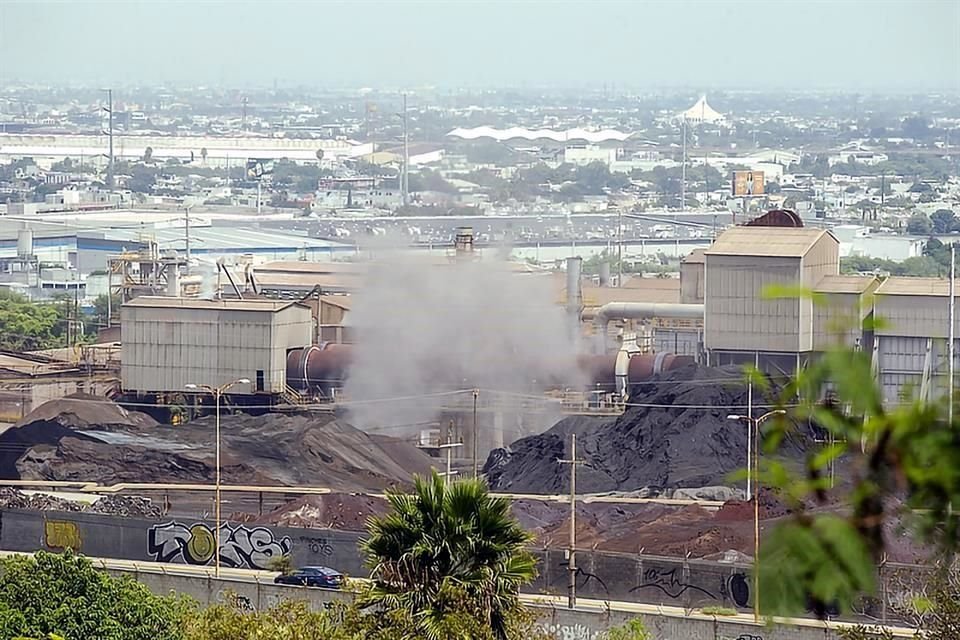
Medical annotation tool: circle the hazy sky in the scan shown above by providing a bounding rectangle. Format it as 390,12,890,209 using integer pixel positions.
1,0,958,91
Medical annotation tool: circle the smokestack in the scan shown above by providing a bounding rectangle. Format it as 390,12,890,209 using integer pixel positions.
567,256,583,326
598,261,611,287
167,263,180,297
454,227,474,259
16,226,33,260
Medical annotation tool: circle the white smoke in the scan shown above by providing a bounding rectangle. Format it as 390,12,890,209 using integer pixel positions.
342,244,583,433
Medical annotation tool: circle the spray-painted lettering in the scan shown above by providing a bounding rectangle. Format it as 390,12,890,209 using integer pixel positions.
298,535,334,557
631,567,716,599
147,521,292,570
44,520,81,550
557,558,609,594
540,623,600,640
217,590,255,612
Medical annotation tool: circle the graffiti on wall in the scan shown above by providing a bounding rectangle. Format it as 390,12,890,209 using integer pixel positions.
556,558,609,594
147,521,292,570
540,623,600,640
630,567,716,599
726,573,750,608
298,535,334,557
45,520,82,550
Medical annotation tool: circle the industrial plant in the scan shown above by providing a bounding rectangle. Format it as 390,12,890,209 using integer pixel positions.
44,212,929,477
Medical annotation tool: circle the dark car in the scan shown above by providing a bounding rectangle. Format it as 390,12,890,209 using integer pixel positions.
273,566,344,589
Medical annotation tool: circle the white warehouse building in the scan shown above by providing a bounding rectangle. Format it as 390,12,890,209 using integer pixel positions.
121,297,313,398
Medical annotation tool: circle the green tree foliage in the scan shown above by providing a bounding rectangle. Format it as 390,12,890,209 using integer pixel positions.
182,597,343,640
842,254,943,277
0,290,69,351
931,209,958,234
605,618,652,640
360,471,537,640
906,213,933,235
753,292,960,619
0,551,188,640
127,164,159,193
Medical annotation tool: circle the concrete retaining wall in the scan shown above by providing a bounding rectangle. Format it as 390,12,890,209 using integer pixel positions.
99,568,885,640
0,508,923,625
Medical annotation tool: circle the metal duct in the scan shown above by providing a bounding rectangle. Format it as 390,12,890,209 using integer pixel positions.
589,302,705,351
166,264,180,297
566,257,583,313
286,344,693,394
16,227,33,259
598,262,611,287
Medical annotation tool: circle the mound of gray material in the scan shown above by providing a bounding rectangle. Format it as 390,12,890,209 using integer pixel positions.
484,364,807,494
0,487,161,518
6,406,436,492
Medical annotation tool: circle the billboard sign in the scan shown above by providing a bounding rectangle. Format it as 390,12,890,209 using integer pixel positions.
731,170,764,196
245,159,274,180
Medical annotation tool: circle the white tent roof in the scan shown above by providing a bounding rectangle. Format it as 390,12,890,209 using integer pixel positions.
680,96,725,124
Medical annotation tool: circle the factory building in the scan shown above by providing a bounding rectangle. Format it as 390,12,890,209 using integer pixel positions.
692,224,950,405
873,278,960,405
121,298,312,399
704,226,841,371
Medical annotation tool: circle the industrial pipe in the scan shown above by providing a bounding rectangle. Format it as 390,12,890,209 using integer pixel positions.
285,344,693,395
587,302,704,350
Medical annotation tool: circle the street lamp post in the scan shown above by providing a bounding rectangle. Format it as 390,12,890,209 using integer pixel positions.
185,378,250,576
726,409,785,622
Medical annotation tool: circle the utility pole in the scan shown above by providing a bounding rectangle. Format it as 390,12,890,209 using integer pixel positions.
471,389,480,478
680,118,686,215
401,92,410,206
102,88,114,191
617,209,623,288
746,356,754,500
439,422,463,485
558,433,585,610
184,205,191,275
950,244,955,424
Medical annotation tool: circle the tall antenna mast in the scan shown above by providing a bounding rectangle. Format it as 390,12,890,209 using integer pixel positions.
680,117,686,213
950,244,955,423
402,92,410,206
102,88,114,191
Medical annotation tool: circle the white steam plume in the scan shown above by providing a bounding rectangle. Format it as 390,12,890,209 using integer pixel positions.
343,245,583,434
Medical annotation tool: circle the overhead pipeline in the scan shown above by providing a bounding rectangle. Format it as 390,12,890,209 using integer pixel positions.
285,344,693,395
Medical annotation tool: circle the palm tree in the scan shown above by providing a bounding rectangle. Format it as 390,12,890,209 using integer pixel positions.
361,471,536,640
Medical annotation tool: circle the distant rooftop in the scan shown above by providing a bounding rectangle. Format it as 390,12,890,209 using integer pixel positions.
681,248,706,264
875,277,952,296
706,227,834,258
123,297,304,311
447,126,632,143
814,274,879,294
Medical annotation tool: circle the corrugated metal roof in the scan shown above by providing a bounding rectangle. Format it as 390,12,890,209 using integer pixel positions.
105,227,350,252
123,296,302,311
254,272,362,291
875,277,951,296
815,275,878,294
319,294,352,310
705,227,834,257
256,261,367,274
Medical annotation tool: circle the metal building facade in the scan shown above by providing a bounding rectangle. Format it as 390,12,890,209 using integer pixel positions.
812,275,879,351
704,227,839,356
121,297,313,395
873,278,959,404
